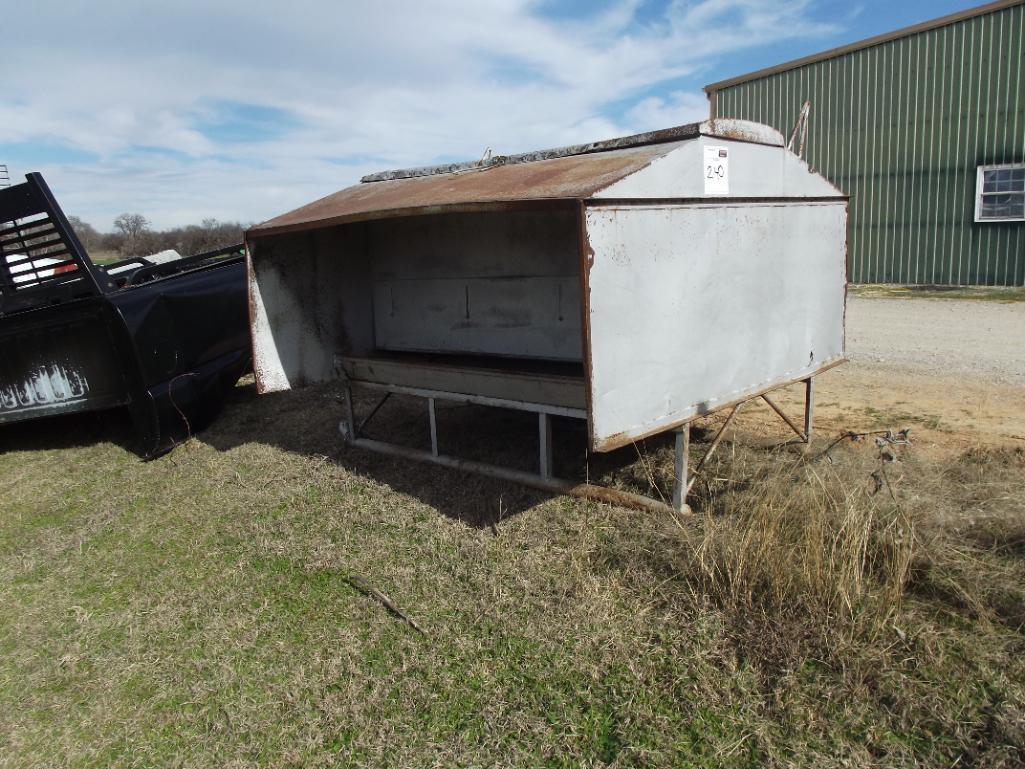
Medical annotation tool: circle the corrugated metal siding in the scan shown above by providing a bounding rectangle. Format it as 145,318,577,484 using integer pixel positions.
712,3,1024,285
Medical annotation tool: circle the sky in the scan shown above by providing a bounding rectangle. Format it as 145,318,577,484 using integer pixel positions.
1,0,986,230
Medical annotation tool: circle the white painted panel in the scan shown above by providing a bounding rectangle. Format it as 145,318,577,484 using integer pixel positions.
374,276,582,360
595,137,843,199
0,365,90,412
585,202,846,450
249,226,374,393
247,246,291,393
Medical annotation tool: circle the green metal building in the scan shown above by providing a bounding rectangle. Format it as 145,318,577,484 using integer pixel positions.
705,0,1024,286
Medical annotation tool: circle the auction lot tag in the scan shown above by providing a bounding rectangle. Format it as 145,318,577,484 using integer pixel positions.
703,145,729,195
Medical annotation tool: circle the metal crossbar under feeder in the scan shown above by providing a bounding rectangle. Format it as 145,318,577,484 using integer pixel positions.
245,119,848,513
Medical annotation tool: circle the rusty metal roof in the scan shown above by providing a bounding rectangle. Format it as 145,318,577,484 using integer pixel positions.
249,119,783,237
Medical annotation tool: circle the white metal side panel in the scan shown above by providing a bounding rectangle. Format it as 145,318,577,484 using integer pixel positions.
247,245,291,393
595,137,843,200
585,202,846,451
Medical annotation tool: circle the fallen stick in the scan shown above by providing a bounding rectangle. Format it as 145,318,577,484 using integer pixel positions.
347,574,427,635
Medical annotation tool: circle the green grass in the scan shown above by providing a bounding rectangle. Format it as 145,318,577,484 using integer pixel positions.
87,249,123,266
0,386,1023,767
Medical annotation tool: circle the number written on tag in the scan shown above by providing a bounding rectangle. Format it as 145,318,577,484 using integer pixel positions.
703,145,729,195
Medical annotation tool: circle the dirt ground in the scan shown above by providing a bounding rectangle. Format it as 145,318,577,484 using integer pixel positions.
752,293,1025,455
847,293,1025,386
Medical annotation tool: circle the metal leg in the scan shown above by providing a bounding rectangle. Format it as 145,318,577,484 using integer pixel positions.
340,383,356,441
672,423,690,512
803,377,814,444
428,397,438,456
538,412,553,480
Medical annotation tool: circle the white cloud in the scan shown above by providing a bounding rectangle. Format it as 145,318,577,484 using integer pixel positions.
0,0,837,229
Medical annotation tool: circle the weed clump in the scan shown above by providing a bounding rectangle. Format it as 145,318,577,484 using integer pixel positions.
687,452,915,626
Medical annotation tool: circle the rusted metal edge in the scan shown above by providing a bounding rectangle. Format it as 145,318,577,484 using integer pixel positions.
592,357,848,453
247,199,577,240
576,201,597,454
361,123,703,183
703,0,1023,94
348,379,587,419
842,202,851,360
586,195,849,207
360,119,784,184
243,236,271,395
348,437,679,515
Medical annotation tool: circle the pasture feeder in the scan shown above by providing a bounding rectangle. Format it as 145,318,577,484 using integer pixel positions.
245,120,847,512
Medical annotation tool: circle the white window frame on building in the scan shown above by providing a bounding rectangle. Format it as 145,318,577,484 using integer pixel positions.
975,163,1025,223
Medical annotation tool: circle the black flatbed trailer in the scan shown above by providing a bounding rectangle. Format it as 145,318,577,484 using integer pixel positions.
0,173,251,456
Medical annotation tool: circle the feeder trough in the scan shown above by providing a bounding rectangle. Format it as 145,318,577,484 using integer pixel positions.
245,120,847,512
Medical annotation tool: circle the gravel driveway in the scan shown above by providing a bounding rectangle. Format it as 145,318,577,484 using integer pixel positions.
845,295,1025,386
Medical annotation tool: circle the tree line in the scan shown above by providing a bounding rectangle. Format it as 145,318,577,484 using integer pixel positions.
67,214,248,259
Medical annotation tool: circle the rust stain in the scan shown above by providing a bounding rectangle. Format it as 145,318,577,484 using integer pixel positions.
244,237,271,394
249,118,786,240
576,201,597,451
701,118,784,146
561,481,675,514
250,144,676,238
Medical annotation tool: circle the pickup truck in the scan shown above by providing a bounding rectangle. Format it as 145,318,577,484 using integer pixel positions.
0,173,251,456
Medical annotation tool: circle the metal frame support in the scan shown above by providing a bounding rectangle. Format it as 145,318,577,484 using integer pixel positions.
672,423,690,512
787,100,812,159
355,391,391,439
340,380,672,514
685,402,743,496
760,376,816,445
349,435,671,513
761,392,807,442
428,397,439,457
538,412,553,480
340,382,356,440
803,377,814,444
338,373,823,515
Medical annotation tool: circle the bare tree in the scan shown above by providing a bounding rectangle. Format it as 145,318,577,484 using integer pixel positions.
113,212,150,255
66,215,101,252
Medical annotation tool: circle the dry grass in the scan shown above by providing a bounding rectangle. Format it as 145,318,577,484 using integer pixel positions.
849,283,1025,303
0,383,1023,767
686,455,915,623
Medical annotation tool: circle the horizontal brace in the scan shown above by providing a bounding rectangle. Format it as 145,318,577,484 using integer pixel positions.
350,380,587,420
349,437,678,515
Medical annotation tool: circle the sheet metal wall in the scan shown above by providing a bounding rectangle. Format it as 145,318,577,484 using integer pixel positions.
584,201,847,450
710,2,1024,286
368,210,582,361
